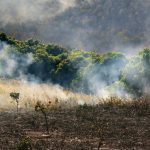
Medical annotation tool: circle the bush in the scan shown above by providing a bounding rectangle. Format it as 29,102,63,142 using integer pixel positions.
17,137,32,150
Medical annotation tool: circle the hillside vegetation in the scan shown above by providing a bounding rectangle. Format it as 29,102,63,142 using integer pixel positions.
0,32,150,97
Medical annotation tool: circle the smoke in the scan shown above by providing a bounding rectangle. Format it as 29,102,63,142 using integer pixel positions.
0,40,148,111
0,43,17,77
82,56,130,98
0,42,33,79
0,0,150,110
0,42,96,109
0,0,150,51
0,0,76,25
0,79,99,110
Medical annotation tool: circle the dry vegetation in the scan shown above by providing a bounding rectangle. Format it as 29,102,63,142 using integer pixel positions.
0,79,96,111
0,80,149,150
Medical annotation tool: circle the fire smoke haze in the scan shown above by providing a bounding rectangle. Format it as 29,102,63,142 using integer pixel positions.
0,0,76,24
0,0,150,109
0,0,150,51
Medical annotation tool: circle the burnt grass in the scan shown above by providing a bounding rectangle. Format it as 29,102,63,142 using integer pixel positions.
0,101,149,150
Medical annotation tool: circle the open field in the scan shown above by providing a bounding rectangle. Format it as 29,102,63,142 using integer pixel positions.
0,100,149,149
0,80,150,149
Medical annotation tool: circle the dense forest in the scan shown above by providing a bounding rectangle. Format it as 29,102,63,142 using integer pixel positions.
0,32,150,97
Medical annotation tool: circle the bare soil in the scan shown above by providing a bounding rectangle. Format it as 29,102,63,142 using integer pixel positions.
0,103,149,150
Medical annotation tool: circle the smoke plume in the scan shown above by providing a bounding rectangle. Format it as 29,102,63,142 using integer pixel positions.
0,42,33,79
0,0,150,51
0,0,75,25
0,1,150,110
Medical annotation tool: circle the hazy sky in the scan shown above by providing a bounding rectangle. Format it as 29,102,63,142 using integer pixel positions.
0,0,150,52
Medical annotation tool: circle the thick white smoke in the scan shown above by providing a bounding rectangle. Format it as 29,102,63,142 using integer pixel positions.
0,42,33,78
0,42,97,109
0,0,76,25
0,43,17,77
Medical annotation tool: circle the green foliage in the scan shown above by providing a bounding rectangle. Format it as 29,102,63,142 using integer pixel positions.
121,48,150,96
1,32,150,96
0,32,16,45
10,92,20,100
140,48,150,81
139,48,150,64
0,32,7,41
121,57,144,96
46,44,67,56
35,101,48,113
35,101,49,133
17,137,32,150
10,92,20,113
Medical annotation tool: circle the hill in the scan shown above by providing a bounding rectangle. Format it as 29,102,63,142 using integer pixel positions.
0,32,150,97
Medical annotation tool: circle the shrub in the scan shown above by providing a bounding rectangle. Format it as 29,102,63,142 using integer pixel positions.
10,92,20,113
35,101,49,134
17,137,32,150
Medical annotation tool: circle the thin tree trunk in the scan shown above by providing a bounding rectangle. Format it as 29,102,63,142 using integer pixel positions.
43,112,49,134
17,101,19,114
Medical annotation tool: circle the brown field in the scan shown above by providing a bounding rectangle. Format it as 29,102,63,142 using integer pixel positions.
0,80,149,150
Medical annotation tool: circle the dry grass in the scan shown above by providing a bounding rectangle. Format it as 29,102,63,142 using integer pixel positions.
0,79,96,110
